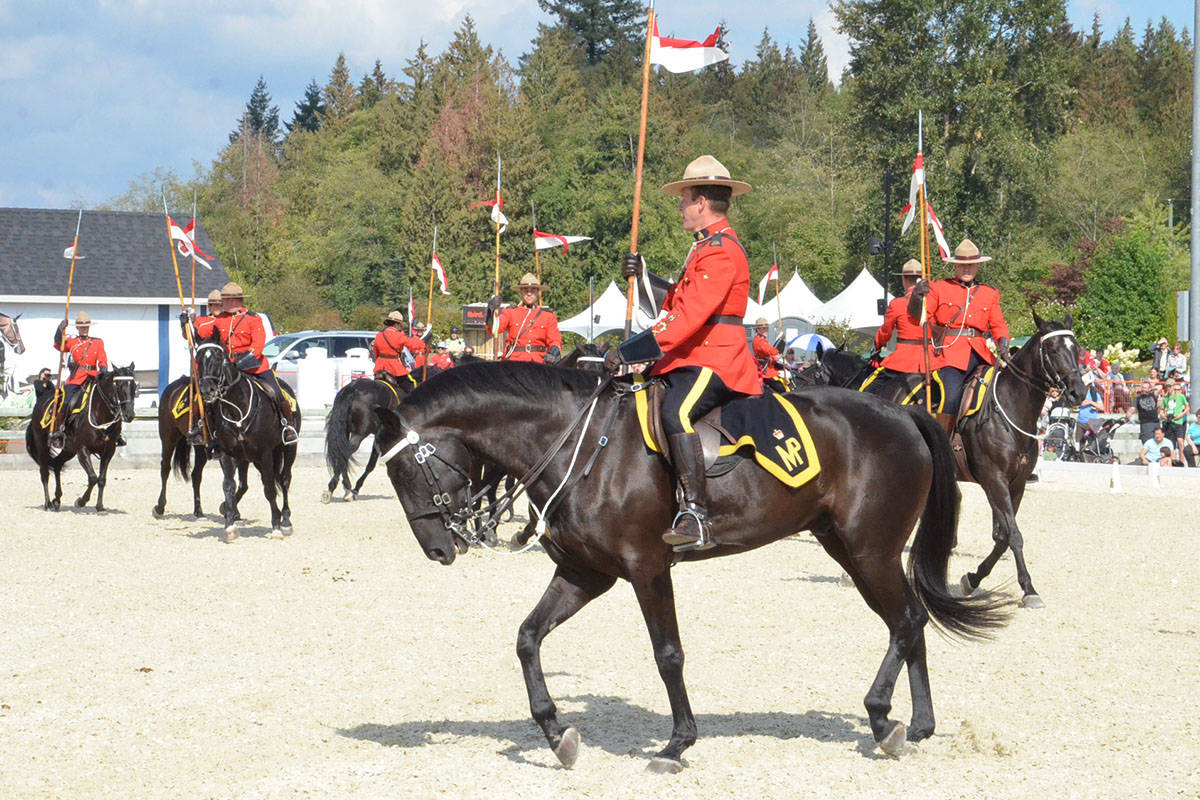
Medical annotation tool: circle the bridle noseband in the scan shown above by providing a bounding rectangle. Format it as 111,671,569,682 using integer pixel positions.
992,329,1079,439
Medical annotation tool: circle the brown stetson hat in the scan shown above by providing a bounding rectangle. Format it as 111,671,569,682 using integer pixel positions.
512,272,549,291
944,239,992,265
220,281,245,299
896,258,923,277
207,289,223,304
384,310,405,324
75,311,91,326
755,317,769,326
662,155,752,197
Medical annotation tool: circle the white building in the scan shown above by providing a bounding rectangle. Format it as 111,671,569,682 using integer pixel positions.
0,208,235,403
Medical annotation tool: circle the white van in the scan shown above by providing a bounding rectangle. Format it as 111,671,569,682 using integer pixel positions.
264,330,375,388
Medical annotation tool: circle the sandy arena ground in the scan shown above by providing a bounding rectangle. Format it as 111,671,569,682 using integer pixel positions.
1,461,1198,799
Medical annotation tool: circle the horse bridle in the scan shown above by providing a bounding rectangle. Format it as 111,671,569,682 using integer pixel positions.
90,372,137,430
194,341,254,425
991,329,1079,439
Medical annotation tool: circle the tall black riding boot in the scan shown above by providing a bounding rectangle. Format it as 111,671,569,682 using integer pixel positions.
661,432,715,552
276,396,299,445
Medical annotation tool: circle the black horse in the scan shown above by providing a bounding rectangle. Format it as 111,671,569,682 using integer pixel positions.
194,332,299,542
811,313,1086,607
323,376,410,502
152,375,249,519
26,365,137,512
373,362,1008,771
557,341,609,373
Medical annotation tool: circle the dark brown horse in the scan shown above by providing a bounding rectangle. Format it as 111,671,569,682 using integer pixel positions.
810,313,1087,607
152,375,248,519
26,365,137,512
373,362,1008,771
323,376,410,502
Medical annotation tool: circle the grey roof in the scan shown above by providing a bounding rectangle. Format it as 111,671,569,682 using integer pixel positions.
0,207,231,299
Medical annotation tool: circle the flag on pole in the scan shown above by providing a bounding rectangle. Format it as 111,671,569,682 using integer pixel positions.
470,197,508,233
431,251,449,295
167,215,214,270
649,19,729,73
897,152,951,259
533,230,592,253
63,244,84,260
757,263,779,305
407,289,415,333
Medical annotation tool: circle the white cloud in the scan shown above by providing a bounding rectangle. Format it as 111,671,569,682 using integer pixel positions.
814,8,851,85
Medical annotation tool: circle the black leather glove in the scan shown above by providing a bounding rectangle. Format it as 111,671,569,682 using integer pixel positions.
486,295,502,313
995,337,1009,366
869,348,882,365
603,350,622,374
547,345,561,362
57,319,68,332
620,253,642,280
912,279,930,299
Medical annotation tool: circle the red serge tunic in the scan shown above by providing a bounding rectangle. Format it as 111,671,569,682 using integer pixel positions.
56,335,109,385
213,308,270,374
489,305,563,363
925,279,1010,370
875,291,941,373
372,328,424,377
649,221,761,396
752,334,781,380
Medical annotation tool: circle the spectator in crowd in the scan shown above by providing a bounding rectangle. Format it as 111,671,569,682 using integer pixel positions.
784,349,798,374
1153,338,1171,375
32,367,55,402
1181,413,1200,468
1161,378,1190,454
1139,427,1172,465
1075,369,1104,445
443,326,467,357
1133,378,1160,442
1166,342,1188,379
1158,446,1176,467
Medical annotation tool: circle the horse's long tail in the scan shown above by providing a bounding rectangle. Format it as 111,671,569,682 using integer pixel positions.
171,435,192,481
906,406,1012,638
324,384,355,478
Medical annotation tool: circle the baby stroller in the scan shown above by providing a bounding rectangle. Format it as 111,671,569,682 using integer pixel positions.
1043,407,1079,461
1076,416,1127,463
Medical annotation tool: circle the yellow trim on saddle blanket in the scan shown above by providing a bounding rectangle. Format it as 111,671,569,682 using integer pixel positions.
249,374,298,413
171,384,194,419
39,384,93,429
631,375,821,488
858,367,946,413
962,366,995,418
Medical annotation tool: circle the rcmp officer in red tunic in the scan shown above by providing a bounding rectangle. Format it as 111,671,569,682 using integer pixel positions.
752,317,788,393
372,310,425,389
179,289,224,444
910,240,1010,419
211,282,299,445
51,311,122,449
869,259,944,399
486,273,563,363
613,155,760,551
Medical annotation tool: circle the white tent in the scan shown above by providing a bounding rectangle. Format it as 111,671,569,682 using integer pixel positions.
816,267,891,332
744,271,820,346
559,281,644,339
778,271,825,321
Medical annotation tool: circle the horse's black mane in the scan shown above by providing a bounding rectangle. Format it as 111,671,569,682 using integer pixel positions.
403,361,601,409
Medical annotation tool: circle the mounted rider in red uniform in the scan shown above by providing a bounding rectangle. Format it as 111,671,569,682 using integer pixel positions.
51,311,124,449
612,155,760,551
910,239,1010,428
178,289,224,444
486,273,563,363
752,317,789,393
867,259,944,403
372,310,425,389
211,282,299,445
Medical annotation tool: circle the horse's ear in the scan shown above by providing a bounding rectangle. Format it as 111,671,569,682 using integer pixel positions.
128,362,135,371
815,342,825,360
1064,311,1073,329
1031,307,1046,330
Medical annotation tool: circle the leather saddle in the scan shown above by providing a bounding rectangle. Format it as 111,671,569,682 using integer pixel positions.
945,364,992,483
641,380,738,475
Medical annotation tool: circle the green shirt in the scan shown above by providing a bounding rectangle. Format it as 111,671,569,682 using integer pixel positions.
1162,392,1188,423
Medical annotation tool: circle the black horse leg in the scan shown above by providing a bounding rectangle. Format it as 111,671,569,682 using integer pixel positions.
153,440,172,518
278,446,294,531
630,569,699,772
52,461,63,510
220,455,239,542
965,475,1040,604
232,461,249,522
191,446,206,517
40,458,53,510
517,565,616,768
351,445,379,499
75,451,97,508
256,449,284,538
93,447,114,512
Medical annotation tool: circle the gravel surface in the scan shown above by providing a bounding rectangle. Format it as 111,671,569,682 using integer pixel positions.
1,464,1197,799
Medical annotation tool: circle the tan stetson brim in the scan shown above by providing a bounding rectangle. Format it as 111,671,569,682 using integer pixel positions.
895,259,923,276
512,271,549,290
944,238,992,264
662,155,751,197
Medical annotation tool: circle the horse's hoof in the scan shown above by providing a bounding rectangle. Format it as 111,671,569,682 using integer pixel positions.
267,529,284,540
878,721,908,757
344,492,354,502
646,757,684,774
193,511,204,520
321,490,331,504
96,508,106,515
1020,593,1045,609
280,524,293,535
959,574,976,597
74,498,86,508
553,727,580,768
152,507,163,519
224,527,238,543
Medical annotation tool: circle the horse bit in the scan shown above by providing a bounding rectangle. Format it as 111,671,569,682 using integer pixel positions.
991,329,1078,440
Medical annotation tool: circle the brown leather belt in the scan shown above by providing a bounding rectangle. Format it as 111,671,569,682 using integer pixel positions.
954,327,989,338
512,345,547,352
705,314,744,325
897,337,924,345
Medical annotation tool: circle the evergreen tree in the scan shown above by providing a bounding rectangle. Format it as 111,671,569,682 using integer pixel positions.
359,59,393,108
322,53,358,121
286,80,324,134
537,0,644,64
229,76,280,144
799,19,830,94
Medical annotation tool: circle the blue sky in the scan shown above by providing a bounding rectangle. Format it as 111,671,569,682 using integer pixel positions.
0,0,1192,210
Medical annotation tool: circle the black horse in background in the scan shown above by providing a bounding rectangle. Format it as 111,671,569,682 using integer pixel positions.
194,332,298,542
26,365,137,512
810,313,1086,607
373,362,1008,771
323,377,410,502
152,375,248,519
557,340,610,372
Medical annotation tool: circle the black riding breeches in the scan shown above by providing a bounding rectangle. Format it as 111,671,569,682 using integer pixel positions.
252,369,288,406
937,352,986,415
660,366,743,438
61,383,81,413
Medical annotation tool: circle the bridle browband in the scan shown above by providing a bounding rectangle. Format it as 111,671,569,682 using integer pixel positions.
194,341,255,426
